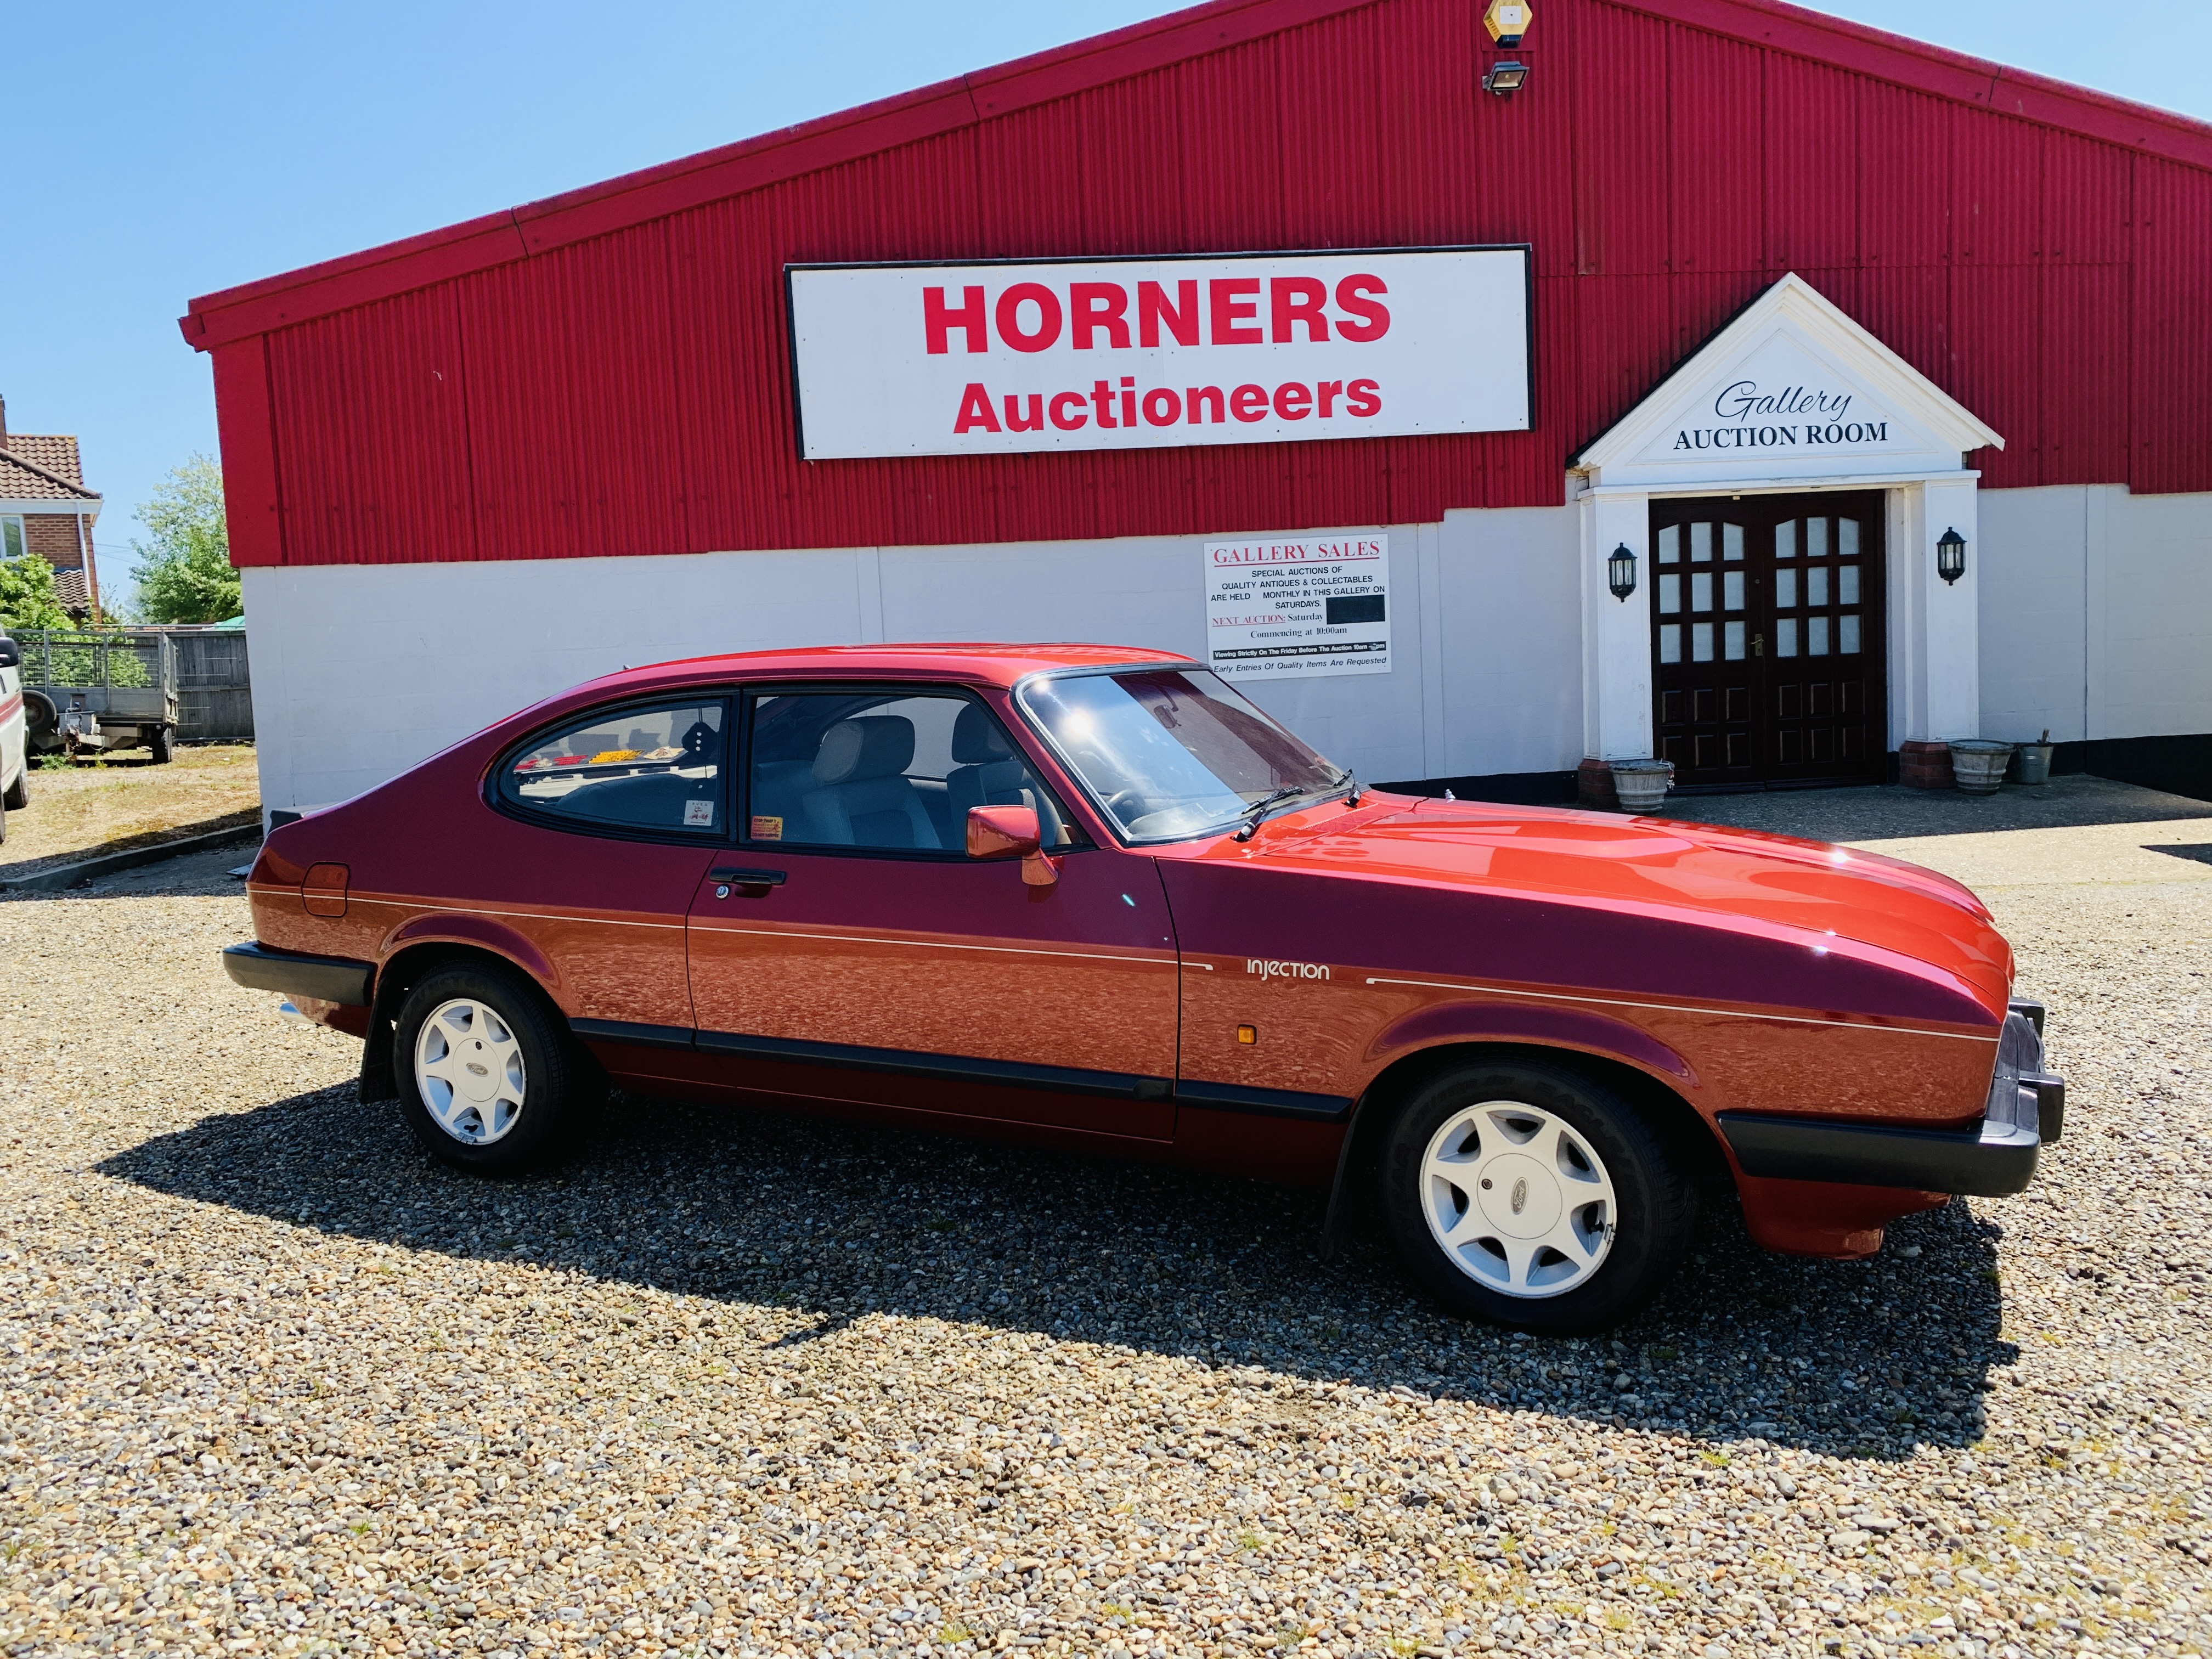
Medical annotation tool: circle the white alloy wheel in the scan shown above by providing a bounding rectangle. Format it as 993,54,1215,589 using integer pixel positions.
413,998,528,1146
1420,1101,1618,1298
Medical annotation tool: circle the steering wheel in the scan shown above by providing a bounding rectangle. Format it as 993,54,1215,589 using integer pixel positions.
1103,788,1149,821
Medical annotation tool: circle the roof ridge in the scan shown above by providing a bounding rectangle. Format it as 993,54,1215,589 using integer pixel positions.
0,443,99,500
181,0,2212,352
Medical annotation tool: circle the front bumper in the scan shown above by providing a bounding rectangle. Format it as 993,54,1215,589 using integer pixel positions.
221,941,373,1007
1717,1000,2066,1199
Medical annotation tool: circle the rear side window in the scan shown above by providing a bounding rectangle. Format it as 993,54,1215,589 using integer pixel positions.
500,701,726,836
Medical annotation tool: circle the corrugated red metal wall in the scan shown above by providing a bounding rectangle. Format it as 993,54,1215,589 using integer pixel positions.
207,0,2212,568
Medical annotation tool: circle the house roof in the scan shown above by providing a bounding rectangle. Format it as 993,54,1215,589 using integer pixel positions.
0,438,98,504
50,568,92,612
178,0,2212,353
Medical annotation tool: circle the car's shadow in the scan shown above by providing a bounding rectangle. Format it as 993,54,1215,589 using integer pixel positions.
98,1082,2015,1459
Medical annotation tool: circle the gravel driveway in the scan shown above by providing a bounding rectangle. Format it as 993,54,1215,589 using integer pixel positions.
3,778,2208,1658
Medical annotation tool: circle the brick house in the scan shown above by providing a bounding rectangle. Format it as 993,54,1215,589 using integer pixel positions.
0,395,103,618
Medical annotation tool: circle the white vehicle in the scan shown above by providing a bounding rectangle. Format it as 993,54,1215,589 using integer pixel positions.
0,634,27,840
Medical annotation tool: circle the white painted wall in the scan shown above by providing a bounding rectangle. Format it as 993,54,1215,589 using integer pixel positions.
1978,486,2212,745
1977,486,2094,743
1891,475,1984,746
240,484,2212,818
1435,506,1583,779
241,510,1587,816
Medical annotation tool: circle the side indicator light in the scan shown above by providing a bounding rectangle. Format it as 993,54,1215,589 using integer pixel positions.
1237,1025,1259,1045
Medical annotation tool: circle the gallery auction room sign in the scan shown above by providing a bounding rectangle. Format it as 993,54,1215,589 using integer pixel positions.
786,249,1531,460
1204,534,1390,682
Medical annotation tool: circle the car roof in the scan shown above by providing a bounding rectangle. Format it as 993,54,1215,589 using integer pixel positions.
583,642,1197,694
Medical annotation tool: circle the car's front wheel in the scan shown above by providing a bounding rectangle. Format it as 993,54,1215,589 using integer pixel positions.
1379,1057,1697,1333
393,963,589,1173
2,760,25,811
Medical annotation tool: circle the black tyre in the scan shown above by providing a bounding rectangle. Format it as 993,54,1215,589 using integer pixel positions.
1378,1057,1697,1334
393,962,590,1173
148,725,174,764
22,690,57,747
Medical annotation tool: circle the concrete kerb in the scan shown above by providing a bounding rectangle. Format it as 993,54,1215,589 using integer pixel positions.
0,824,261,894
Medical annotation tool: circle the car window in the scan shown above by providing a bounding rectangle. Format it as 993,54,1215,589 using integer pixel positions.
1017,667,1344,843
501,701,727,836
744,690,1083,853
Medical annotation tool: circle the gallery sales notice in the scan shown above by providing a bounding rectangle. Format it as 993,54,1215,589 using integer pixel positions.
786,250,1530,461
1204,534,1390,682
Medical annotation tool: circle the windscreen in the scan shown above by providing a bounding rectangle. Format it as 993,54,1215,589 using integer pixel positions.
1017,668,1343,843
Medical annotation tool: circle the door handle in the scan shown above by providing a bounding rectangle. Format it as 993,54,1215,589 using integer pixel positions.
1753,633,1765,658
710,867,785,899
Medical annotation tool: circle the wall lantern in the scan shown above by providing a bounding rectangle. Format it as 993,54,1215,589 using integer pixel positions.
1936,526,1967,586
1481,60,1529,97
1607,542,1637,602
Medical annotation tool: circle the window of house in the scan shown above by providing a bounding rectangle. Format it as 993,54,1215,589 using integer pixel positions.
744,690,1082,854
0,517,24,562
499,700,727,836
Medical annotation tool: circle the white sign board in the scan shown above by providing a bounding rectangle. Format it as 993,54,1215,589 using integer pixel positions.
1633,332,1916,468
1204,533,1390,682
787,249,1530,461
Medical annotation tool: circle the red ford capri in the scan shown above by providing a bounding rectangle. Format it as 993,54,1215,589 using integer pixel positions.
224,645,2063,1331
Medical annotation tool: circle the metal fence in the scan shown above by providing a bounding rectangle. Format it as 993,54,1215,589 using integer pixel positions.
13,627,253,741
16,630,162,692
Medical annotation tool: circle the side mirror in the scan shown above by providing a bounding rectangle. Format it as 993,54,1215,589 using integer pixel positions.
966,804,1060,888
0,637,17,670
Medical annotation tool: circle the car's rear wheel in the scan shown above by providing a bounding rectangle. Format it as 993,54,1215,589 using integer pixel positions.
1379,1057,1697,1334
2,761,25,811
393,963,588,1173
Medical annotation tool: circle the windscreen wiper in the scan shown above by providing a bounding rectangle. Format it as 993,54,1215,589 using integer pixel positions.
1232,784,1307,842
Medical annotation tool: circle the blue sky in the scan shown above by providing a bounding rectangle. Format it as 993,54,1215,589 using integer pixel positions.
4,0,2205,602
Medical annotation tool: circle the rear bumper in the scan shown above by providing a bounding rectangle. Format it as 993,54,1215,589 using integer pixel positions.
1718,1003,2065,1200
221,941,373,1007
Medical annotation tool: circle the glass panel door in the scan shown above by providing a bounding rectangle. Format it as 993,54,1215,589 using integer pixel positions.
1651,493,1886,789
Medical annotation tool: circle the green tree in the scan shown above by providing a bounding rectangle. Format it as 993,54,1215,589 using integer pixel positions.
128,456,239,624
0,551,71,633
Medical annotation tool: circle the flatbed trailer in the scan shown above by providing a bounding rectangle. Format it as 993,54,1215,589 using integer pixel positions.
17,631,180,762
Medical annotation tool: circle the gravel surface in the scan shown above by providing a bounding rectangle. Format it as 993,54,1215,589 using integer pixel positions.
3,787,2210,1659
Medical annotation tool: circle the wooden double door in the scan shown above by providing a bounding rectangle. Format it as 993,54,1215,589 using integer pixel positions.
1649,493,1887,789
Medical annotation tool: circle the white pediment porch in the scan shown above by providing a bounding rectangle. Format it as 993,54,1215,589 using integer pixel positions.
1568,273,2006,774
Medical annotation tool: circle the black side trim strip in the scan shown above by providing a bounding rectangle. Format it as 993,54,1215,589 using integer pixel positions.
1717,1109,2038,1199
572,1018,698,1052
694,1028,1171,1101
221,942,372,1007
1172,1079,1356,1124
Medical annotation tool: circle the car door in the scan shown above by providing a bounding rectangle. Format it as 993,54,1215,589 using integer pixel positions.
0,642,21,799
479,693,733,1036
685,685,1180,1141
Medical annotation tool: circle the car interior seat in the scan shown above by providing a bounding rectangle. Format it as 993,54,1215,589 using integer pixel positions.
799,716,939,848
946,704,1037,823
